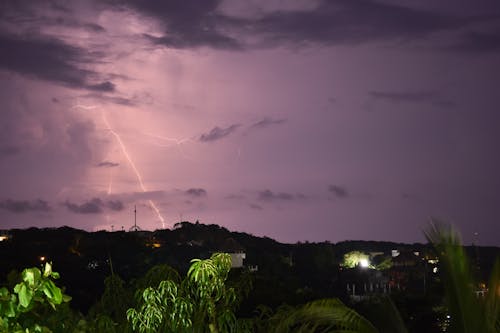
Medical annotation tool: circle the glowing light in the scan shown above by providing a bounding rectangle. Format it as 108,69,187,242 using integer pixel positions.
101,112,166,228
0,235,8,241
40,256,46,262
359,258,369,268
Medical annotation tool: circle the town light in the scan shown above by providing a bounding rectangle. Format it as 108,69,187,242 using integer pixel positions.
359,258,369,268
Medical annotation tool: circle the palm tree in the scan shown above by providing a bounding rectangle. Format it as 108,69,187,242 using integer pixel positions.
425,220,500,333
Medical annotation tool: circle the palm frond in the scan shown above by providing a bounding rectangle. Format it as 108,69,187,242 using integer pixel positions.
271,298,378,333
425,219,497,333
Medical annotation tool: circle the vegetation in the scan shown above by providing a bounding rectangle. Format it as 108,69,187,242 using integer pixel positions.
0,222,498,332
127,253,243,333
0,262,70,333
425,221,500,333
342,251,371,268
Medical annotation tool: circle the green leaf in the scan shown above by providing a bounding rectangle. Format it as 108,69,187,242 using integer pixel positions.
42,280,63,304
21,268,41,287
16,284,33,308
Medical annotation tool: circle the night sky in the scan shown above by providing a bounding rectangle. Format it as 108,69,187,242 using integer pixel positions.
1,0,499,245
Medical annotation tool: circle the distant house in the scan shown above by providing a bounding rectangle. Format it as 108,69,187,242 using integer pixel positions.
219,237,246,268
392,251,418,267
229,252,246,268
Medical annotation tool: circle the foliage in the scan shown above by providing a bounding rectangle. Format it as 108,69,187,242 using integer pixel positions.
343,251,370,269
127,253,246,333
261,298,379,333
91,274,132,324
425,220,500,333
0,262,70,333
372,256,393,270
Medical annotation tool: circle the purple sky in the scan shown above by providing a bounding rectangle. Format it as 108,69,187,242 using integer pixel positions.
1,0,500,245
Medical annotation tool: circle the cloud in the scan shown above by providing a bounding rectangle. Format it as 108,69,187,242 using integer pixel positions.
112,0,242,50
249,203,263,210
185,188,208,197
369,90,455,108
83,93,136,106
225,194,246,200
87,81,116,92
258,189,295,202
0,199,51,213
452,30,500,53
144,32,241,50
108,0,484,51
0,146,21,158
199,124,240,142
328,185,349,198
249,117,287,130
0,33,107,90
63,197,126,214
64,198,103,214
247,0,474,47
106,200,125,211
97,161,120,168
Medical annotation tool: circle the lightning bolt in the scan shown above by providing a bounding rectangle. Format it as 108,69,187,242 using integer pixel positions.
143,132,196,160
101,112,166,228
72,102,166,228
107,168,113,195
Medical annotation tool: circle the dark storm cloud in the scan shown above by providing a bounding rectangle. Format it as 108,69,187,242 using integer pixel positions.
111,0,242,50
109,0,488,50
328,185,349,198
87,81,116,92
63,197,126,214
247,0,476,47
97,161,120,168
0,33,111,90
452,30,500,53
185,188,208,197
258,190,294,202
64,198,103,214
199,124,240,142
144,32,241,50
42,16,106,33
369,90,455,108
0,199,51,213
249,117,287,130
0,146,21,158
106,200,124,211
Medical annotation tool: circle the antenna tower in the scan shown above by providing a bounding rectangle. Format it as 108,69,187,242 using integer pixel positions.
129,205,142,231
